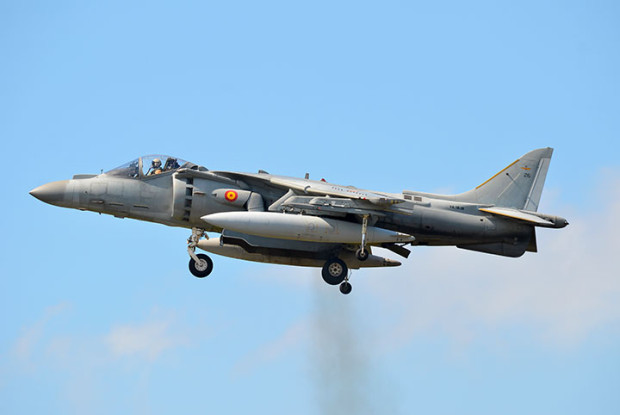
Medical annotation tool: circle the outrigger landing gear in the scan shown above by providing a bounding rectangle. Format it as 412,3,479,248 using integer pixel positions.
339,280,352,295
187,228,213,278
355,215,370,261
355,249,369,261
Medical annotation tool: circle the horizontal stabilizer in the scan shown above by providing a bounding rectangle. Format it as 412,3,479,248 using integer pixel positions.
479,207,568,228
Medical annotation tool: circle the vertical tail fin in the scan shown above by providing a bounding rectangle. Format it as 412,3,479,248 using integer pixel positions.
455,148,553,211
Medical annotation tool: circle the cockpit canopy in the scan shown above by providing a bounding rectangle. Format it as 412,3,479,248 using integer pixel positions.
105,155,204,179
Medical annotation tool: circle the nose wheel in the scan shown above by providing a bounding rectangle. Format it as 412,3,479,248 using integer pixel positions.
189,253,213,278
187,227,213,278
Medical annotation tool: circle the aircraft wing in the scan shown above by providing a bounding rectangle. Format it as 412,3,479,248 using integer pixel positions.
208,171,405,206
269,177,405,206
278,195,388,217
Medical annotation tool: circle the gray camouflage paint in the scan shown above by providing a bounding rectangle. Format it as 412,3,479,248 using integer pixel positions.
30,148,567,272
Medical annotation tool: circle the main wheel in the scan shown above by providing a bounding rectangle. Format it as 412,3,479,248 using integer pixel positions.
339,281,352,295
189,253,213,278
321,258,348,285
355,248,369,261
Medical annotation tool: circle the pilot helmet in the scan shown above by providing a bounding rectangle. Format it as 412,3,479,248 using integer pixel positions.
152,158,162,168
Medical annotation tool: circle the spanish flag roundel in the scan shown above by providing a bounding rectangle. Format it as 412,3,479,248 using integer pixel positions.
225,190,238,202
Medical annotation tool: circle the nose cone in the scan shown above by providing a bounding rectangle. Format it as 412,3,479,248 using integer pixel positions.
30,180,70,206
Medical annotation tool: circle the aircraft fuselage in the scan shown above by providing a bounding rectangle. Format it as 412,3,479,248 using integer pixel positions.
30,149,568,294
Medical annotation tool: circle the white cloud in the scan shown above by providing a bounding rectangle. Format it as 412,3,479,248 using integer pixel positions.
11,306,191,371
7,307,195,413
13,302,69,366
105,315,189,361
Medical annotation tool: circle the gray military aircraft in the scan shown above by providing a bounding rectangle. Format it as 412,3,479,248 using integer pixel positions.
30,148,567,294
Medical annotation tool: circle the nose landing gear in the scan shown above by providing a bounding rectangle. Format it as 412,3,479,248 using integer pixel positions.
187,227,213,278
189,253,213,278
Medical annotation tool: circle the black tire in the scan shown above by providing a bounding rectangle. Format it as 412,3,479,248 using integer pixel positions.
321,258,348,285
356,248,369,261
189,253,213,278
339,281,352,295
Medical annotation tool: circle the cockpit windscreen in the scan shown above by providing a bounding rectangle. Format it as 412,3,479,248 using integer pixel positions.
105,155,191,178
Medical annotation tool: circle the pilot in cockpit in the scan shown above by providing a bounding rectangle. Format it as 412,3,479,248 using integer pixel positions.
163,157,180,171
147,158,163,176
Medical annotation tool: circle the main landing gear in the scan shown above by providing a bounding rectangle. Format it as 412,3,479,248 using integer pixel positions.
188,227,213,278
321,215,373,295
322,258,352,295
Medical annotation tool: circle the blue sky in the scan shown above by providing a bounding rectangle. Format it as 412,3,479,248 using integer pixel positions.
2,1,619,414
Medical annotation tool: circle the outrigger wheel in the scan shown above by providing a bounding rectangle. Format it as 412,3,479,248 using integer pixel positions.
189,253,213,278
355,248,369,261
339,281,352,295
321,258,348,285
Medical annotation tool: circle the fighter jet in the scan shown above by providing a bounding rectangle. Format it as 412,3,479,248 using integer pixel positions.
30,149,567,294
